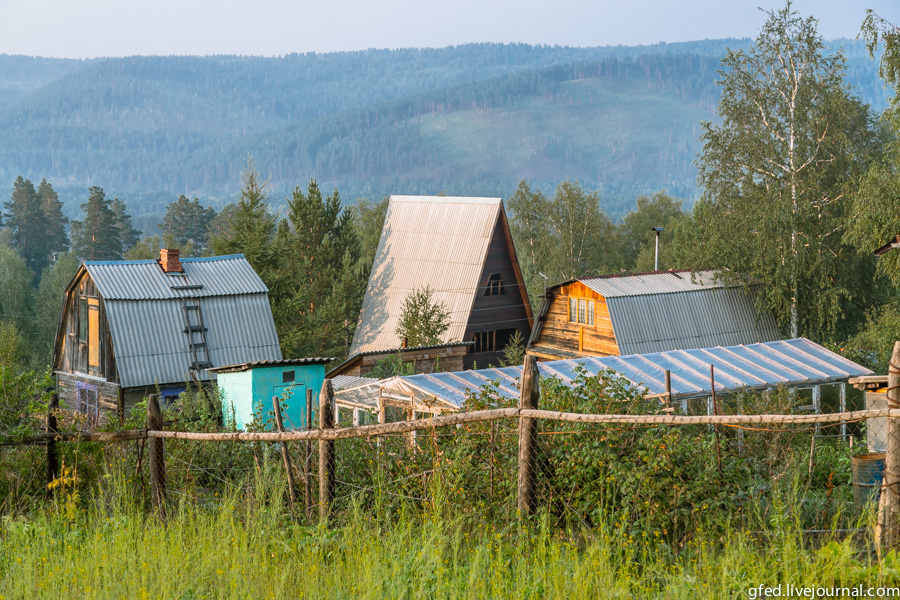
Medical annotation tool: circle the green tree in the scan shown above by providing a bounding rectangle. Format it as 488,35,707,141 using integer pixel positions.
71,187,123,261
394,286,451,347
4,176,45,276
37,178,68,261
160,195,216,254
352,197,388,278
507,180,552,310
846,13,900,284
0,246,34,337
544,180,618,280
209,158,277,275
617,191,687,271
111,198,141,253
695,2,880,340
33,252,80,366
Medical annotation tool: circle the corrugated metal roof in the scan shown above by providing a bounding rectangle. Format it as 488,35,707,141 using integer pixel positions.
608,287,781,355
349,196,502,355
84,254,268,300
338,338,872,410
579,270,727,297
107,293,281,388
209,357,333,374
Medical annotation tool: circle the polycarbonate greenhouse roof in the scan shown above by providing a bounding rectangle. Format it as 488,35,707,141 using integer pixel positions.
333,338,872,411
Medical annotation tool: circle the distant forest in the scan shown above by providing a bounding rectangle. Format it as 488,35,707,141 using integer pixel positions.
0,39,889,228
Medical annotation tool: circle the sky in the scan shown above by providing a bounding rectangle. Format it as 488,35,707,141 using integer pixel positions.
0,0,897,58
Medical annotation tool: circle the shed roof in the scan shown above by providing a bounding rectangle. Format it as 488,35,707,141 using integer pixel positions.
335,338,871,410
209,358,333,374
70,254,281,389
349,195,504,355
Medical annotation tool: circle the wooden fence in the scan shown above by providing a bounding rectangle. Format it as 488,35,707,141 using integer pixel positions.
6,353,900,549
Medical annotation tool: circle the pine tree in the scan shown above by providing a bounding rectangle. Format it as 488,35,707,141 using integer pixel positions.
71,187,123,260
4,176,46,276
110,198,140,253
38,179,69,260
160,195,216,254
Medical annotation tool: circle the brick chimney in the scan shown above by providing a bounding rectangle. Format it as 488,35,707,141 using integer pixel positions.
159,248,183,273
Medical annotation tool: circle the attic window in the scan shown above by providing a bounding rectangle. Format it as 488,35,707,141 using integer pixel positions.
484,273,505,296
568,297,595,326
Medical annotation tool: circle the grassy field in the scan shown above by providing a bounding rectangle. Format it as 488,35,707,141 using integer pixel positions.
1,476,898,599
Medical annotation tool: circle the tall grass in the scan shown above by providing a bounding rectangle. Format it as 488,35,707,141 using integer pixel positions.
1,460,898,599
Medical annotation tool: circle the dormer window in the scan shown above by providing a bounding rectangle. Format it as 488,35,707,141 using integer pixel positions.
485,273,505,296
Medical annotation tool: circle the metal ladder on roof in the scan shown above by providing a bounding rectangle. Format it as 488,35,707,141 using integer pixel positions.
181,297,211,372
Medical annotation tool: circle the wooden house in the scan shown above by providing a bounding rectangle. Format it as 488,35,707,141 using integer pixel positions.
349,196,533,369
527,270,780,360
327,341,472,379
52,250,282,425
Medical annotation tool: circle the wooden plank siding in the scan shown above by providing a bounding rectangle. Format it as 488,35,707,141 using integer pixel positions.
55,269,117,381
463,215,533,369
329,345,469,378
530,282,619,359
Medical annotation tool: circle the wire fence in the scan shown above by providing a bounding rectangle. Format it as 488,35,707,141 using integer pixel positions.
0,374,895,547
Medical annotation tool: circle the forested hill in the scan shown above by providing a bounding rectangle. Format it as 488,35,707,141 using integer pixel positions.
0,39,888,224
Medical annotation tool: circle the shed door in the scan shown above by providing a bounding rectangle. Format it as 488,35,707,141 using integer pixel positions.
273,384,308,429
87,298,100,371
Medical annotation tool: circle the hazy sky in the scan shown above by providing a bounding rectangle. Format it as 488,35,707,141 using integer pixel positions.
0,0,897,58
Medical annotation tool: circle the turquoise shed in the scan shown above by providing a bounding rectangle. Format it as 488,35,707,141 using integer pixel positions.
209,358,332,431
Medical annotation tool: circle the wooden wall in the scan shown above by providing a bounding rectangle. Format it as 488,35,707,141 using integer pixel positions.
531,281,619,358
54,270,117,381
332,345,468,378
57,372,121,427
463,214,533,369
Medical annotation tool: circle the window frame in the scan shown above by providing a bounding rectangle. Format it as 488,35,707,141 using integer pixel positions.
567,296,596,326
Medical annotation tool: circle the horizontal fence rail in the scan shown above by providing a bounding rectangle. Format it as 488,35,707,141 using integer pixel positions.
4,408,896,445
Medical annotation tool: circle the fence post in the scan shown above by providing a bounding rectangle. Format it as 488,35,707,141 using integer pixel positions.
272,396,297,512
46,391,59,494
319,379,335,523
878,341,900,551
147,393,167,520
517,354,540,515
305,388,313,521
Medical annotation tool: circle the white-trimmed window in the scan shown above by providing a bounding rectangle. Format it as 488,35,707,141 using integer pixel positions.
569,297,595,326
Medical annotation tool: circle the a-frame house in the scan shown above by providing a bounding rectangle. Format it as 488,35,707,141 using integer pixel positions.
349,195,533,370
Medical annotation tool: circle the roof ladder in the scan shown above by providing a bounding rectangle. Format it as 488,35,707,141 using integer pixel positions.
181,297,211,371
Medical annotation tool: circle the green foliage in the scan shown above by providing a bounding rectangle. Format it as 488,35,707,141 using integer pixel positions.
368,352,416,379
33,252,80,367
618,190,688,271
110,198,140,253
37,179,68,260
839,301,900,372
0,246,33,336
500,329,526,367
4,176,48,277
160,195,216,255
394,286,451,348
70,186,123,261
695,2,881,341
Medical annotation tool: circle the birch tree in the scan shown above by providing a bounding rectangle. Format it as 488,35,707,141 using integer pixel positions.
696,1,879,340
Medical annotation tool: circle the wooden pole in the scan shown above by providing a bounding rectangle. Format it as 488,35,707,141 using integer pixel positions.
272,396,297,512
147,394,167,520
664,369,672,406
517,354,540,515
711,365,723,477
877,341,900,551
305,388,313,521
319,379,335,523
46,392,59,495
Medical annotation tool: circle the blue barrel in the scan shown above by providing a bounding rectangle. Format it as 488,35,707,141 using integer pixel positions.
852,453,885,506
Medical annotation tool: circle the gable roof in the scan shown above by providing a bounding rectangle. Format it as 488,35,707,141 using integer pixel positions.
533,270,780,356
62,254,281,389
349,195,513,356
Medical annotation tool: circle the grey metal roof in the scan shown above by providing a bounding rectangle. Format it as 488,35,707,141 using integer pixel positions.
361,338,872,409
350,196,503,355
106,294,282,389
608,287,780,355
84,254,268,300
579,270,728,297
209,358,333,374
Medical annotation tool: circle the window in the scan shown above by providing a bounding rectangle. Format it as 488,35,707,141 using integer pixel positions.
484,273,505,296
76,381,99,430
78,297,88,343
568,297,595,326
471,329,518,353
282,370,295,384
